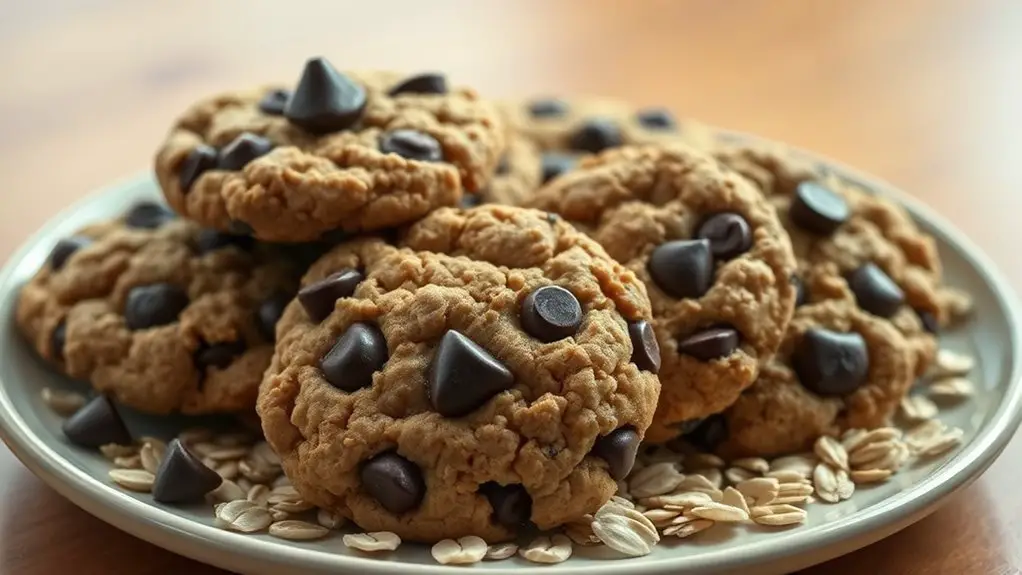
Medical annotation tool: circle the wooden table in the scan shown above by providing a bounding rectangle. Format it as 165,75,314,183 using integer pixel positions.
2,1,1020,572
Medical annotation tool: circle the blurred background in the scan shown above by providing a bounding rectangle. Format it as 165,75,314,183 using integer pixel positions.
1,0,1021,572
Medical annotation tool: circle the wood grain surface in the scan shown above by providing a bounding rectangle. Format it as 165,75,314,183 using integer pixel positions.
1,1,1021,573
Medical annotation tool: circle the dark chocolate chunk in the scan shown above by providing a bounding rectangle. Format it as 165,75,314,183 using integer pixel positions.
792,275,807,307
195,229,254,254
48,236,91,271
124,283,189,330
360,452,425,514
151,439,223,503
520,286,583,342
284,57,367,133
696,213,753,260
684,414,728,451
790,181,849,235
678,327,740,361
256,292,292,341
647,239,714,299
195,340,247,369
428,330,514,417
481,483,532,527
793,328,869,396
918,310,939,334
179,144,218,191
627,320,661,373
298,268,364,323
388,72,448,96
540,152,576,183
527,98,569,118
258,88,291,115
591,427,640,480
319,323,388,392
379,129,443,162
568,118,623,153
62,395,132,448
217,133,274,171
635,107,676,130
51,321,67,360
227,220,254,236
125,202,176,230
847,263,905,318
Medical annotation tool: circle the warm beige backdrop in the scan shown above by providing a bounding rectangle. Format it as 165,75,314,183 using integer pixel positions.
2,0,1021,573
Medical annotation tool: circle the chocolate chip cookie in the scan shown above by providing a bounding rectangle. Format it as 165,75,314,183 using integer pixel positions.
711,269,916,458
156,59,506,242
16,202,300,414
259,205,661,542
526,144,798,443
713,143,955,375
466,135,543,208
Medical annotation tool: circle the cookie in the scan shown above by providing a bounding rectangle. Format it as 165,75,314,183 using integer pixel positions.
259,205,661,542
16,202,300,414
713,143,955,375
156,59,506,242
711,269,915,458
526,144,798,443
465,135,543,208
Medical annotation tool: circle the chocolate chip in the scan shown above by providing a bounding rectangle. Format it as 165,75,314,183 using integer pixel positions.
794,328,869,396
696,213,753,260
125,202,175,230
124,283,189,330
591,427,640,480
684,414,727,451
298,268,364,323
388,72,448,96
460,194,483,208
62,395,132,448
217,133,274,171
152,439,223,503
528,98,569,118
195,229,254,254
195,340,246,369
918,310,939,334
568,118,623,153
228,220,254,236
257,292,292,341
495,154,510,175
360,452,424,514
847,263,905,318
48,236,91,270
379,130,443,162
635,107,676,130
481,483,532,527
520,286,583,342
320,322,388,392
678,327,739,360
790,181,849,235
428,330,514,417
179,144,218,192
285,57,367,133
647,239,714,299
540,152,576,183
792,275,807,307
258,89,291,115
627,320,661,373
51,321,67,360
672,418,704,435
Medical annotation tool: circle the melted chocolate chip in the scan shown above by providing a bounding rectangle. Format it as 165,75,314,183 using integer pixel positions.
379,130,443,162
124,283,189,330
361,452,425,514
591,427,640,480
696,213,753,260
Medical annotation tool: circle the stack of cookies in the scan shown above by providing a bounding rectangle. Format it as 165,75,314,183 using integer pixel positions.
15,56,969,545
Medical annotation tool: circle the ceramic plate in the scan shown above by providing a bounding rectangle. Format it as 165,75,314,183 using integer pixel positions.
1,144,1020,574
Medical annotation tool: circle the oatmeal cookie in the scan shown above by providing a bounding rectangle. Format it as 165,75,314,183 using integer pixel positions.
258,205,661,542
527,144,798,443
16,202,300,414
156,60,506,242
462,135,543,208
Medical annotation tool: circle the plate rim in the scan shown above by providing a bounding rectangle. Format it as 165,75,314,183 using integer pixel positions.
0,146,1020,574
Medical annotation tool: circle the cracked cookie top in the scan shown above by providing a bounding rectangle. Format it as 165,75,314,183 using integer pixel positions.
526,144,798,443
258,205,661,542
156,59,506,242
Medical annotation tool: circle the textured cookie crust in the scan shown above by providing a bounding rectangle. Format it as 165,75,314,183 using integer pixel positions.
714,143,945,374
259,205,660,542
527,145,798,443
16,207,299,414
719,283,915,458
156,70,506,242
476,135,543,207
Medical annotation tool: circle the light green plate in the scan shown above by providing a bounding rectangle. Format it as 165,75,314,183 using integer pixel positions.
1,145,1020,574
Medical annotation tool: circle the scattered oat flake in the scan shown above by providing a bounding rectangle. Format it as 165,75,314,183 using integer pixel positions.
686,453,725,469
485,542,518,560
900,395,939,422
177,427,214,445
316,508,345,530
628,462,684,498
750,504,807,526
430,536,487,565
251,441,282,466
850,468,893,484
113,454,142,470
40,387,87,416
215,500,272,533
736,477,780,506
689,501,749,523
592,502,659,557
520,535,572,564
643,490,713,509
563,517,600,546
209,479,246,503
268,520,330,541
814,436,850,471
725,466,756,485
343,532,401,552
663,518,714,538
214,432,254,448
272,500,315,514
109,468,154,492
731,457,770,475
206,446,249,461
100,443,137,460
769,454,816,478
916,427,965,458
216,460,240,481
765,469,807,484
928,377,975,400
931,349,975,378
247,484,270,506
722,486,750,515
139,441,165,475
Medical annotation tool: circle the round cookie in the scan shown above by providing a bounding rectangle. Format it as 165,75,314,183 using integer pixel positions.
713,271,915,458
462,135,543,208
259,205,661,542
16,202,300,414
156,59,506,242
713,143,953,375
527,144,798,443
